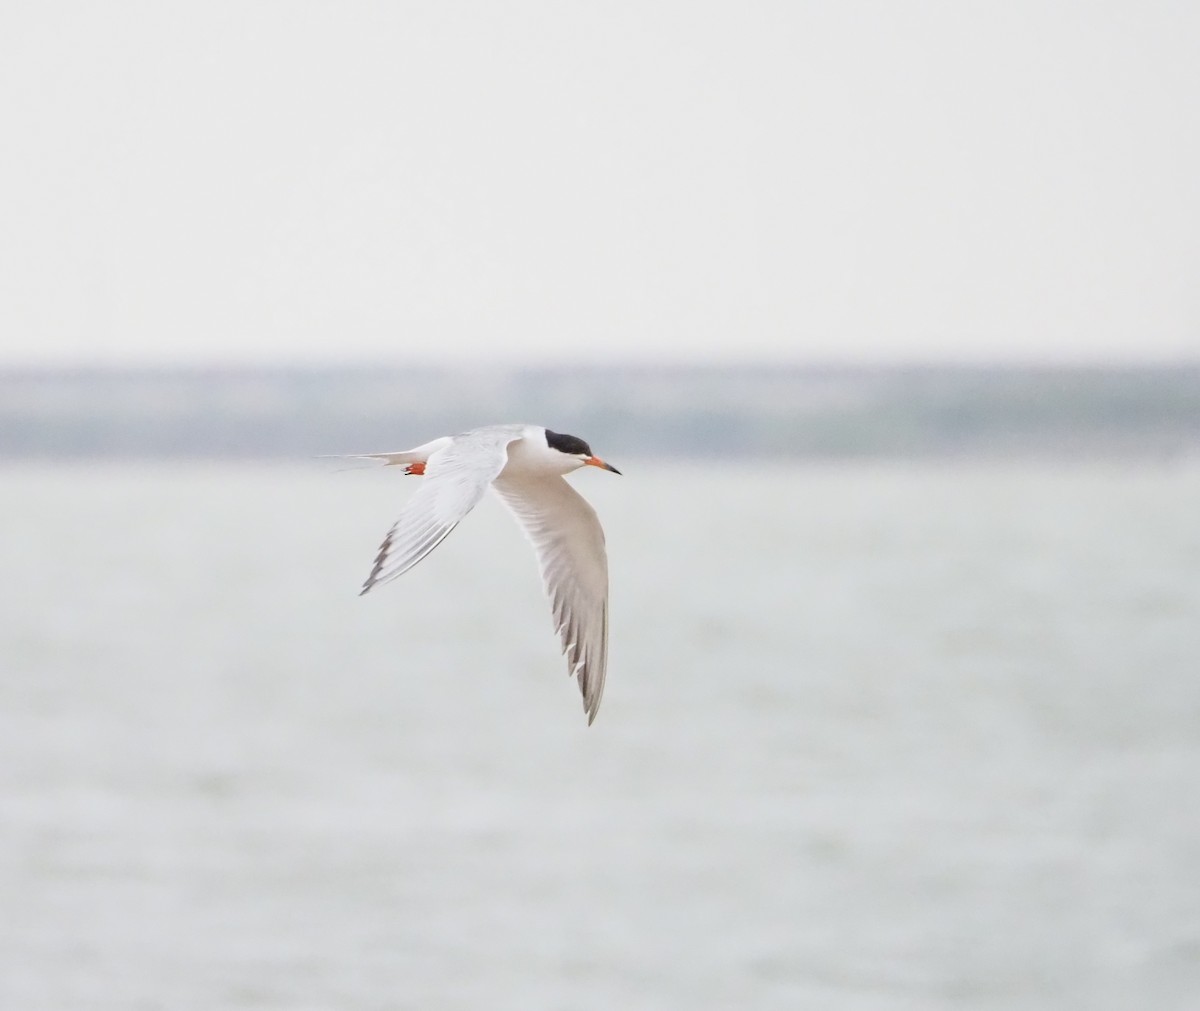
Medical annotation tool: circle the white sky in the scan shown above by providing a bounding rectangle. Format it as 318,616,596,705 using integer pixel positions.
1,1,1197,366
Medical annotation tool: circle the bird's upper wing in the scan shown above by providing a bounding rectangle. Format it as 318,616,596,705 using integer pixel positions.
360,429,521,594
491,472,610,724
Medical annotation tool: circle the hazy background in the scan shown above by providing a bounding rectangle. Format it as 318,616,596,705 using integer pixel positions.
4,460,1200,1011
1,0,1198,367
3,4,1200,1009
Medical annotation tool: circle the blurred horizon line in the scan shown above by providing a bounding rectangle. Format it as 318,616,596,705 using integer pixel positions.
2,362,1197,462
2,357,1198,375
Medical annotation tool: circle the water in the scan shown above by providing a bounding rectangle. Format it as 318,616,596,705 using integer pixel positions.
1,459,1198,1009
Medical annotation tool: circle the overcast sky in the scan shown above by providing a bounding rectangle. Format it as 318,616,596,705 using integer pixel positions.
1,1,1197,366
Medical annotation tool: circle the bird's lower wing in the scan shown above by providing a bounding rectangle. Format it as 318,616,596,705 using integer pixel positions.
360,432,519,594
491,473,610,724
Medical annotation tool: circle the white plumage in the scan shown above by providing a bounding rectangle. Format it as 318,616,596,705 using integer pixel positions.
352,424,620,724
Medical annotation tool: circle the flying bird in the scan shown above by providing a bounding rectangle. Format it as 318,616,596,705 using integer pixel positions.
351,424,620,724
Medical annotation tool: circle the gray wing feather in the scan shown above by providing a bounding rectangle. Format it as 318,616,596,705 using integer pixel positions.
360,429,520,594
491,473,610,724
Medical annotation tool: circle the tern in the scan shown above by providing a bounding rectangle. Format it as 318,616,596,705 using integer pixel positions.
350,424,621,724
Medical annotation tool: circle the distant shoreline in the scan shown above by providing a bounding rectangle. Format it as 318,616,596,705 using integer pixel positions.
2,364,1197,461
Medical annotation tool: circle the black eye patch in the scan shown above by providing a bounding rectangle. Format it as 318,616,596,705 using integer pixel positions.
544,430,593,456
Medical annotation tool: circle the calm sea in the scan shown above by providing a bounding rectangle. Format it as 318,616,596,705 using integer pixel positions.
2,459,1198,1009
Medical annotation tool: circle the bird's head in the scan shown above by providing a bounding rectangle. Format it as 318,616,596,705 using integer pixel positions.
544,429,621,474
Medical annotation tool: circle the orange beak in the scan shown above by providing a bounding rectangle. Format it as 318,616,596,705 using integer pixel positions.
584,456,621,475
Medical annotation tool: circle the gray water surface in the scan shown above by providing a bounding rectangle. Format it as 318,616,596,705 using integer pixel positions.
2,460,1198,1009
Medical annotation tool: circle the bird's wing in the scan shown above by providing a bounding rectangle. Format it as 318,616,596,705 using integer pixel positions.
360,430,521,594
491,472,610,724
